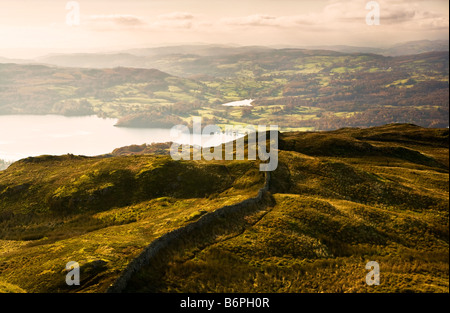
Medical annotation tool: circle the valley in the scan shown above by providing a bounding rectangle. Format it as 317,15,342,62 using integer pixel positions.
1,45,448,132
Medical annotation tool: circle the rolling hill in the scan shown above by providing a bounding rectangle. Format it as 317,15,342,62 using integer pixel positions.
1,48,448,130
124,124,449,293
0,154,265,292
28,41,450,70
0,63,211,121
0,124,448,293
303,40,449,57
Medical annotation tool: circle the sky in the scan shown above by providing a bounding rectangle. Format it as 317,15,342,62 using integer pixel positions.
0,0,448,58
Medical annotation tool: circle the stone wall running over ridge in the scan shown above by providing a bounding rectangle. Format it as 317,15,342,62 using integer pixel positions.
106,172,270,293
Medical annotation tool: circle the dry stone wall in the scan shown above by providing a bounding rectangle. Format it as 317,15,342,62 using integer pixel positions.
106,172,270,293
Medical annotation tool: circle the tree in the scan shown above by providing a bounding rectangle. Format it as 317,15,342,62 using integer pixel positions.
241,107,253,119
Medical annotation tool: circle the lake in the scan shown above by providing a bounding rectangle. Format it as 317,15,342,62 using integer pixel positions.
222,99,254,107
0,115,239,162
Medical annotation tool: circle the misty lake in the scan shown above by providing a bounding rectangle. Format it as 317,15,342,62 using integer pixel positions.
0,115,237,162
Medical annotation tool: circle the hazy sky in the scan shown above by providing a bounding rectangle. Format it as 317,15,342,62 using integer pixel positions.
0,0,448,58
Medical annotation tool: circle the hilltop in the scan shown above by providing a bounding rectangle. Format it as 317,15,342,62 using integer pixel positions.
0,154,265,292
0,124,448,293
123,124,449,293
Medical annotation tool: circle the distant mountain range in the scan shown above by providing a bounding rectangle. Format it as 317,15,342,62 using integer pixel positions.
0,40,448,71
302,40,449,56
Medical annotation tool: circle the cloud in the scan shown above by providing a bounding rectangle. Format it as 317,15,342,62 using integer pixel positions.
324,0,448,28
222,15,277,27
67,0,447,47
86,14,146,29
217,0,448,32
220,14,318,29
151,20,194,30
157,12,195,20
148,12,196,30
81,1,448,34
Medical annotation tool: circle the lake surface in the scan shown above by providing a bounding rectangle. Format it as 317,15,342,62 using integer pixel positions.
222,99,254,107
0,115,239,162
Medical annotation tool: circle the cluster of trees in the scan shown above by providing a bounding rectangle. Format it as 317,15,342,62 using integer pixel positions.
115,112,185,128
299,107,448,130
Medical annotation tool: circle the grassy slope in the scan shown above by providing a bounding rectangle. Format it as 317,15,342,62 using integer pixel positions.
0,155,265,292
0,124,448,293
124,124,449,293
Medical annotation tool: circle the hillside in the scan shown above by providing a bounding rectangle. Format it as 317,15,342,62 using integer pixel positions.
1,48,448,130
32,41,450,70
0,155,265,292
0,124,448,293
124,124,449,293
0,64,212,120
305,40,449,57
